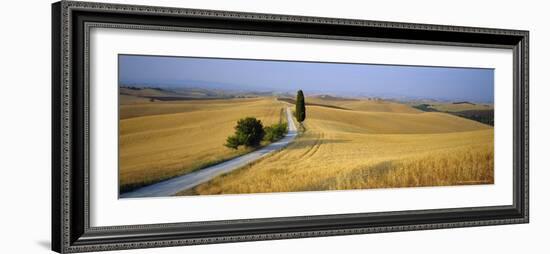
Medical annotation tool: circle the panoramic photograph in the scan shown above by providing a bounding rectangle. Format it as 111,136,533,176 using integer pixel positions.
118,54,494,198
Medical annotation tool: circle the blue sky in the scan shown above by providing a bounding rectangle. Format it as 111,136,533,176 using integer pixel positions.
119,55,494,103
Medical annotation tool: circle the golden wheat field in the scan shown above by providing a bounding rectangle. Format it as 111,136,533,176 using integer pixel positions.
307,96,423,114
182,101,494,195
119,94,494,195
119,97,286,192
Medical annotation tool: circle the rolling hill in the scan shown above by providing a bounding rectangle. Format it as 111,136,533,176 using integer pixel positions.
117,88,494,195
186,102,494,195
307,96,423,114
119,97,286,192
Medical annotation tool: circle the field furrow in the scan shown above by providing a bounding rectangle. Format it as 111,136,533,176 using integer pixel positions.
119,96,494,196
119,98,285,192
189,100,494,195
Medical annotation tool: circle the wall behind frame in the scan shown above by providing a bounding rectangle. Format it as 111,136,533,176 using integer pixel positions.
0,0,546,253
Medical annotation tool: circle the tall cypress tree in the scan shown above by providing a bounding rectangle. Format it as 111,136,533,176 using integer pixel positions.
296,90,306,123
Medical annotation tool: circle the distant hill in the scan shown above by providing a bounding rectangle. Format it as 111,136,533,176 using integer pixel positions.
412,102,494,126
120,87,178,98
119,85,295,103
277,97,349,110
452,101,475,105
429,102,493,113
119,86,238,103
312,94,359,101
307,96,422,114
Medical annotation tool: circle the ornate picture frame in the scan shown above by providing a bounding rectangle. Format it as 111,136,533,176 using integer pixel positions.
52,1,529,253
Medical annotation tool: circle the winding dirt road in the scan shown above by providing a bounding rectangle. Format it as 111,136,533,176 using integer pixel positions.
120,107,298,198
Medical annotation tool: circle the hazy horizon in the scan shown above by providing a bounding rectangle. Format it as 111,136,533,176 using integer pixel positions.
119,54,495,103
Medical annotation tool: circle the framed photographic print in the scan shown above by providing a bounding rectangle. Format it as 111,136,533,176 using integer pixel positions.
51,1,529,253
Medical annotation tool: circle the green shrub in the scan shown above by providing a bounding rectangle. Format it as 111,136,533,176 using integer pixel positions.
264,123,288,142
224,117,265,149
224,135,240,149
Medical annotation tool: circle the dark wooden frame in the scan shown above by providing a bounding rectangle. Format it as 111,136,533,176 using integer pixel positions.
52,1,529,253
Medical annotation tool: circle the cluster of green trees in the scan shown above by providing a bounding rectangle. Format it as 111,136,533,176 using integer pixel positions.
224,90,305,150
224,118,288,150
